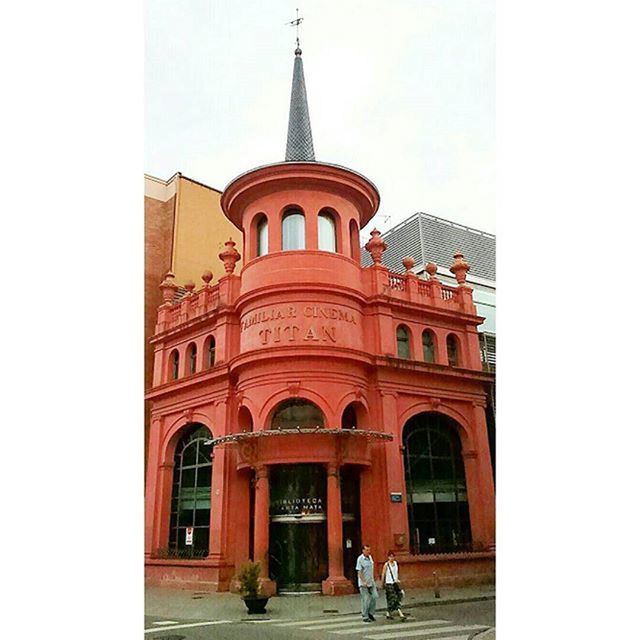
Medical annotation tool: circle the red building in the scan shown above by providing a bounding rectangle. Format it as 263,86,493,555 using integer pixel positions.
144,45,495,595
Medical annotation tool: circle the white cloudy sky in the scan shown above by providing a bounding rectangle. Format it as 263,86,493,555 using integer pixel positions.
146,0,495,236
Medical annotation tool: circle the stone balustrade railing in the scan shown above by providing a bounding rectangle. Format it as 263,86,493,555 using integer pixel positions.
155,282,221,334
382,269,474,313
153,243,477,336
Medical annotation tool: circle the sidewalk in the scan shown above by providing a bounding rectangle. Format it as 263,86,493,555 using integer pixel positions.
145,583,495,622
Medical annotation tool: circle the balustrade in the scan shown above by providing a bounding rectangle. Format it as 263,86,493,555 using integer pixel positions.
157,283,221,333
440,285,456,301
387,273,407,291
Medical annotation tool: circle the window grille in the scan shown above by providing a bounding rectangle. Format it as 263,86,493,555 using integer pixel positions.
403,413,472,554
168,424,213,558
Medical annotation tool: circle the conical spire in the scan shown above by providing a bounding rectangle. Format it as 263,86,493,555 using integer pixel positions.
285,47,315,162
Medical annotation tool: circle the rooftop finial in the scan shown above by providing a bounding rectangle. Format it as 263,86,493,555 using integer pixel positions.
284,8,315,161
286,8,304,54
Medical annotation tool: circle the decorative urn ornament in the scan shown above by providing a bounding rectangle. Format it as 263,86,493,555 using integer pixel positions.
364,228,387,264
219,238,241,274
201,270,213,286
402,255,415,273
159,271,178,304
449,252,470,285
425,262,438,280
184,280,196,295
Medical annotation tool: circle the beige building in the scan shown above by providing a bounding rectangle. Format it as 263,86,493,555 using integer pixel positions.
144,172,243,465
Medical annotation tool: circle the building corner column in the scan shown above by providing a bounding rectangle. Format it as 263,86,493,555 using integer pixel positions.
144,416,163,558
472,401,496,548
380,391,411,555
322,463,353,595
206,440,235,591
253,464,276,596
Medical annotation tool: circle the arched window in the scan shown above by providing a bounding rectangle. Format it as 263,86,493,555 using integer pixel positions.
396,325,410,359
188,343,197,375
282,210,305,250
446,334,459,367
170,349,180,380
422,330,435,363
271,399,325,430
238,406,254,432
341,404,358,429
257,215,268,256
169,424,213,557
206,336,216,368
318,211,337,252
349,219,360,261
403,413,471,554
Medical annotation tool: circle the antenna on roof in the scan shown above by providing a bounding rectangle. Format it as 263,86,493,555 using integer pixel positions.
285,8,304,49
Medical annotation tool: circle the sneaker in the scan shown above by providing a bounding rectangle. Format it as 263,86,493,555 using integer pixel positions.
369,615,376,622
362,619,371,623
385,613,392,620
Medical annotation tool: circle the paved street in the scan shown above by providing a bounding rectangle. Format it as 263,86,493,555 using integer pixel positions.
144,598,495,639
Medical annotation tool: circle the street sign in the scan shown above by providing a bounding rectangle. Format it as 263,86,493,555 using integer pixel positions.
185,527,194,545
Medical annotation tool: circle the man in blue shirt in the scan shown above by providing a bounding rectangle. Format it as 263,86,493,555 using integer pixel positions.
356,544,377,622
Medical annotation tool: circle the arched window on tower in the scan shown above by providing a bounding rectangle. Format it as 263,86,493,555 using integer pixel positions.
170,349,180,380
396,325,410,359
206,336,216,368
349,219,360,261
318,210,337,252
271,399,325,430
169,424,213,558
403,413,471,554
447,334,460,367
188,343,197,375
256,215,268,256
422,330,435,363
282,209,305,250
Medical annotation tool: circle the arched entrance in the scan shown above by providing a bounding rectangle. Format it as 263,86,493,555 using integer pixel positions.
403,412,471,554
268,399,328,592
268,463,328,592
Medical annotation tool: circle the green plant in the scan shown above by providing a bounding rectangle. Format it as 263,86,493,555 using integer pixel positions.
238,561,262,598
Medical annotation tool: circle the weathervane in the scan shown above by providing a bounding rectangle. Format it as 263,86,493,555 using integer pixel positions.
285,8,304,49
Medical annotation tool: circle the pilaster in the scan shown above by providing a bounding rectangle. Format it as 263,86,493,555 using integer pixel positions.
379,391,410,554
253,464,276,595
322,463,352,595
145,416,163,557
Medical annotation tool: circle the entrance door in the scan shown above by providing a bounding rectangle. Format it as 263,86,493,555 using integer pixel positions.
340,465,361,586
268,464,328,592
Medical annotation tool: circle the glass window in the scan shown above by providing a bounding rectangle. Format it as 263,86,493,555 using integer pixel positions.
257,216,268,256
271,399,325,430
422,331,435,363
171,350,179,380
447,335,459,367
318,212,336,252
397,326,410,359
207,337,216,368
403,413,471,554
282,211,305,250
169,424,213,558
188,344,197,375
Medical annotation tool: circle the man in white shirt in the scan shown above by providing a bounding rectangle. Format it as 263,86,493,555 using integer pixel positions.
356,544,378,622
